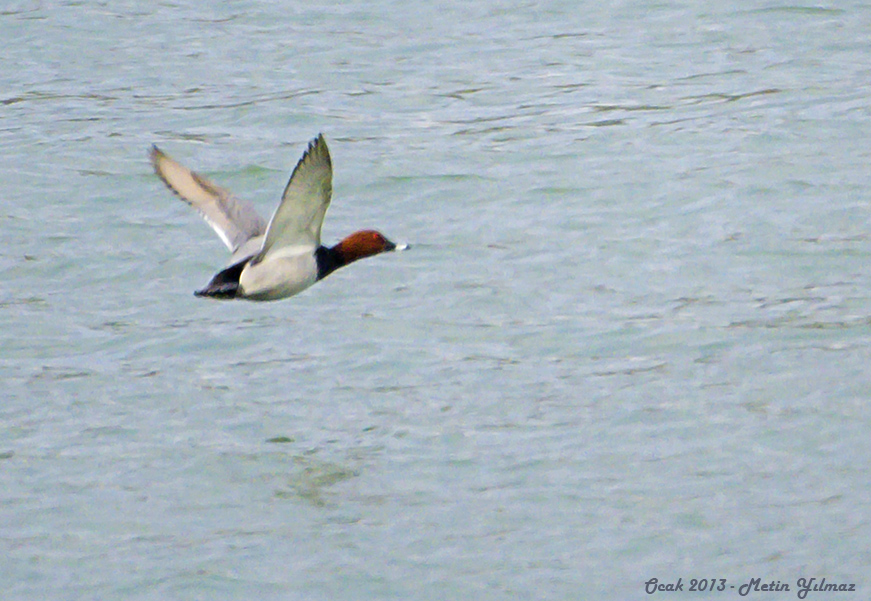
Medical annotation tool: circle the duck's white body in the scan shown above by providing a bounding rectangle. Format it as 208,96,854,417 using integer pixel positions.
238,247,318,301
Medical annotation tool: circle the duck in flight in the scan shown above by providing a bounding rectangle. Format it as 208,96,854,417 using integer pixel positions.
151,134,401,301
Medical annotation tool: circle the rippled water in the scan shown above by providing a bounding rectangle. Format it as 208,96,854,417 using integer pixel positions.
3,1,871,599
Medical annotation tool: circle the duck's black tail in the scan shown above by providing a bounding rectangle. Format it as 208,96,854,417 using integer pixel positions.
194,258,249,300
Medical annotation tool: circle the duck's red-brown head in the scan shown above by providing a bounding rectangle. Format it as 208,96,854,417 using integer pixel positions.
316,230,398,280
334,230,396,263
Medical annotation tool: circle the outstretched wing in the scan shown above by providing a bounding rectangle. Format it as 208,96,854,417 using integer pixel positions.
258,134,332,258
151,146,267,253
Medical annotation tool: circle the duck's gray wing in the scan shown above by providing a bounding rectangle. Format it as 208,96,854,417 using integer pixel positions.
257,134,332,259
151,146,267,253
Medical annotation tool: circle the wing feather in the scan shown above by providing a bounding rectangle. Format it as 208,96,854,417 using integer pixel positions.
151,146,266,253
257,134,332,259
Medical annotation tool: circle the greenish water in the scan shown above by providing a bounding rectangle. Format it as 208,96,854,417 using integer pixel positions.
2,1,871,599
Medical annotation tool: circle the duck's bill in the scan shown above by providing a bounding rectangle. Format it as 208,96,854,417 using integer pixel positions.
394,242,410,251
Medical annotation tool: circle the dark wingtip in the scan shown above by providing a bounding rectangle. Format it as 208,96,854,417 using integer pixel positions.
286,134,331,186
309,133,329,159
149,145,168,176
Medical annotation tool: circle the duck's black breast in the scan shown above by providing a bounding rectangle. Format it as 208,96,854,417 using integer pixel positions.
315,245,341,281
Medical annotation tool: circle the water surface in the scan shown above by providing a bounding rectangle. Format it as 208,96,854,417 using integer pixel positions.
2,1,871,599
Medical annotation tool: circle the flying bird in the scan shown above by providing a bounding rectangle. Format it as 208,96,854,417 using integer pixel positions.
151,134,402,301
